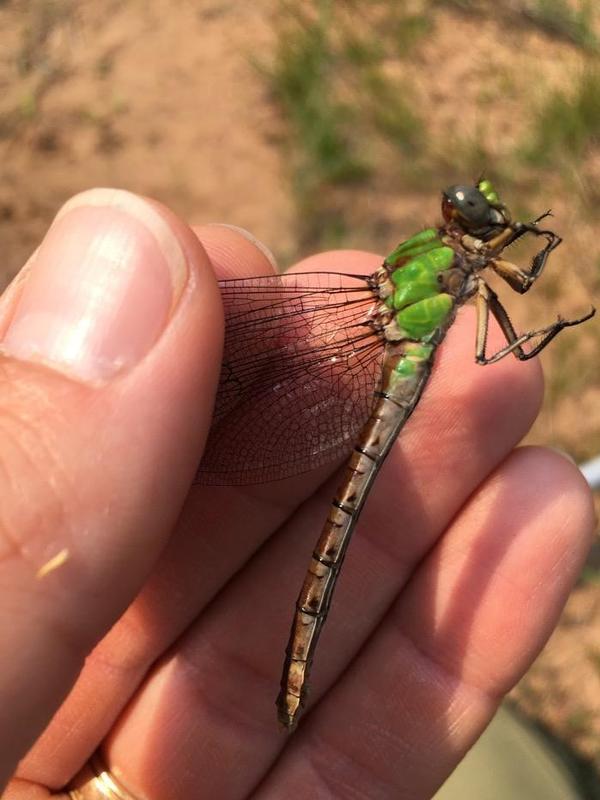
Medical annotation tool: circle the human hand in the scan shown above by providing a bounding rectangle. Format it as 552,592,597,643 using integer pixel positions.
1,189,594,799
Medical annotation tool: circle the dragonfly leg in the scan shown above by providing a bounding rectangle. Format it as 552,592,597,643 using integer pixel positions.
475,280,595,365
491,226,562,294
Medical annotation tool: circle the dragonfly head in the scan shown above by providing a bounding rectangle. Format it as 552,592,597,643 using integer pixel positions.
442,180,509,236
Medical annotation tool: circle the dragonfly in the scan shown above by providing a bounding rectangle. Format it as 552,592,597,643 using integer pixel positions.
198,179,595,731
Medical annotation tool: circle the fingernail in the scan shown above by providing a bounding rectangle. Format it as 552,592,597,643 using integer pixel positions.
0,188,188,382
214,224,278,270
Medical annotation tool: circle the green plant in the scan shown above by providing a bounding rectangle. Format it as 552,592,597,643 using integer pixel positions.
525,68,600,165
525,0,598,51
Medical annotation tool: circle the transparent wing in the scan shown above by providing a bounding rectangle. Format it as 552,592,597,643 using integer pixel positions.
197,271,385,484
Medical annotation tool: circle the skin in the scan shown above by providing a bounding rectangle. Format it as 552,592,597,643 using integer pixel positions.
0,192,595,800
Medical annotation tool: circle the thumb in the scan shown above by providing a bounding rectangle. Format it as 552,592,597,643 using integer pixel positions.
0,189,222,782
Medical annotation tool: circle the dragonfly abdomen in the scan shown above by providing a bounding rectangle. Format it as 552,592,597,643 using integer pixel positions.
277,343,437,729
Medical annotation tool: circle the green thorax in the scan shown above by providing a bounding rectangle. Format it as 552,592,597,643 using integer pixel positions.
383,227,455,341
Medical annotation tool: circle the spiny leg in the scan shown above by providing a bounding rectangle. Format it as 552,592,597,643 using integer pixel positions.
475,280,595,365
490,225,562,294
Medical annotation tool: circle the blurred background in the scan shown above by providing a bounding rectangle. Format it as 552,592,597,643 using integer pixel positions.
1,0,599,792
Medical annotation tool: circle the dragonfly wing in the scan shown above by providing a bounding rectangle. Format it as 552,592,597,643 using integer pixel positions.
197,271,385,485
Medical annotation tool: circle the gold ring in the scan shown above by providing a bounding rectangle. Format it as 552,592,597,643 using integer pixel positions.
66,751,138,800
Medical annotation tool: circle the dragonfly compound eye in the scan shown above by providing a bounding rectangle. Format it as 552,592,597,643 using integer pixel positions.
442,184,492,229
